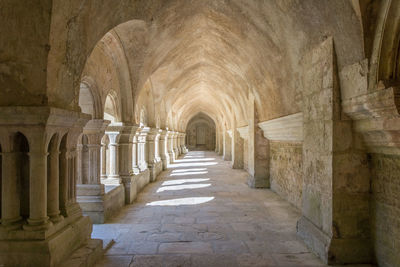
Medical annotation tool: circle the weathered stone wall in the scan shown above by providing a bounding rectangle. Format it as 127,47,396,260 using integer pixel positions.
371,154,400,267
270,142,303,209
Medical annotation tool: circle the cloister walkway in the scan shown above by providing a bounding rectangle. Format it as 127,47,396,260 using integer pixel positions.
94,151,325,267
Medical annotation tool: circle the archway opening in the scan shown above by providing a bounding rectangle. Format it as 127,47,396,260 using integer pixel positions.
186,113,216,151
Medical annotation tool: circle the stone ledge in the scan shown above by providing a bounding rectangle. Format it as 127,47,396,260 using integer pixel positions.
258,112,303,142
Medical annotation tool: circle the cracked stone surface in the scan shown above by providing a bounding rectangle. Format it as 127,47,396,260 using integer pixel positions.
93,151,365,266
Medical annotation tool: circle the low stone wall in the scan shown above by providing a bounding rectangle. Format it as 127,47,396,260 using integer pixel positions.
270,141,303,209
103,185,125,221
371,153,400,267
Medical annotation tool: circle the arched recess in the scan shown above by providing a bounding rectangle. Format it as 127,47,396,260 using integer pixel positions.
79,77,103,119
104,91,121,124
186,113,216,151
59,134,68,216
14,133,30,220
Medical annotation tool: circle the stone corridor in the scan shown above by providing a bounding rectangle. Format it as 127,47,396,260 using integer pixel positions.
94,151,325,267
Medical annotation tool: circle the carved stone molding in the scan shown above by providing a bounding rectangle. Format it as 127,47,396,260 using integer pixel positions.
237,126,249,140
258,112,303,142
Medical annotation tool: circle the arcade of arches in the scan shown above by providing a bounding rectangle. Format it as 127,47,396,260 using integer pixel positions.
0,1,400,266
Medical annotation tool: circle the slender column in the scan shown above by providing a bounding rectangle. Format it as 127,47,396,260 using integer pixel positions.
1,151,22,229
76,144,83,184
159,130,170,169
107,133,120,179
86,138,102,184
132,131,140,174
47,148,63,222
24,149,52,231
100,143,107,178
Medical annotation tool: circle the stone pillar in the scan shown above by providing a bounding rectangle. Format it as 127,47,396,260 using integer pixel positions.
180,133,188,153
137,127,149,172
231,127,244,169
297,38,370,264
168,131,176,162
223,130,232,161
24,136,52,231
247,93,270,188
1,148,22,229
159,130,170,170
173,132,179,158
47,146,63,223
147,128,162,181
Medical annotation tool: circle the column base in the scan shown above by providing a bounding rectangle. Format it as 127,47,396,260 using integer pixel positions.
1,217,23,231
149,160,163,182
168,152,176,163
297,216,372,264
247,174,269,188
0,216,93,267
161,154,170,170
23,218,53,231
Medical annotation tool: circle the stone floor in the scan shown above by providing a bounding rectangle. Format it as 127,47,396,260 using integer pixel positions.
93,151,334,266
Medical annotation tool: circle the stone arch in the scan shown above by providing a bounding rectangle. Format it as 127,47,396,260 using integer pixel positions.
104,91,121,123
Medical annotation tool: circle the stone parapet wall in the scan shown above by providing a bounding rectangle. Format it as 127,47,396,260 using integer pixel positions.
270,141,302,209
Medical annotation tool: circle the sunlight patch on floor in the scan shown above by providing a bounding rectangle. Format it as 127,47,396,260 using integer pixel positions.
162,178,210,186
156,183,211,193
172,168,207,173
146,197,215,206
170,171,208,176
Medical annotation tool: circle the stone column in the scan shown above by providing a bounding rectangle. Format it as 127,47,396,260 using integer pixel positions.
137,127,149,172
100,142,107,179
132,129,140,174
231,126,244,169
223,130,232,161
297,38,370,264
103,131,121,184
247,93,270,188
159,130,170,170
47,145,63,222
1,149,22,229
180,133,187,153
147,128,162,181
24,140,52,231
173,132,179,158
168,131,176,162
